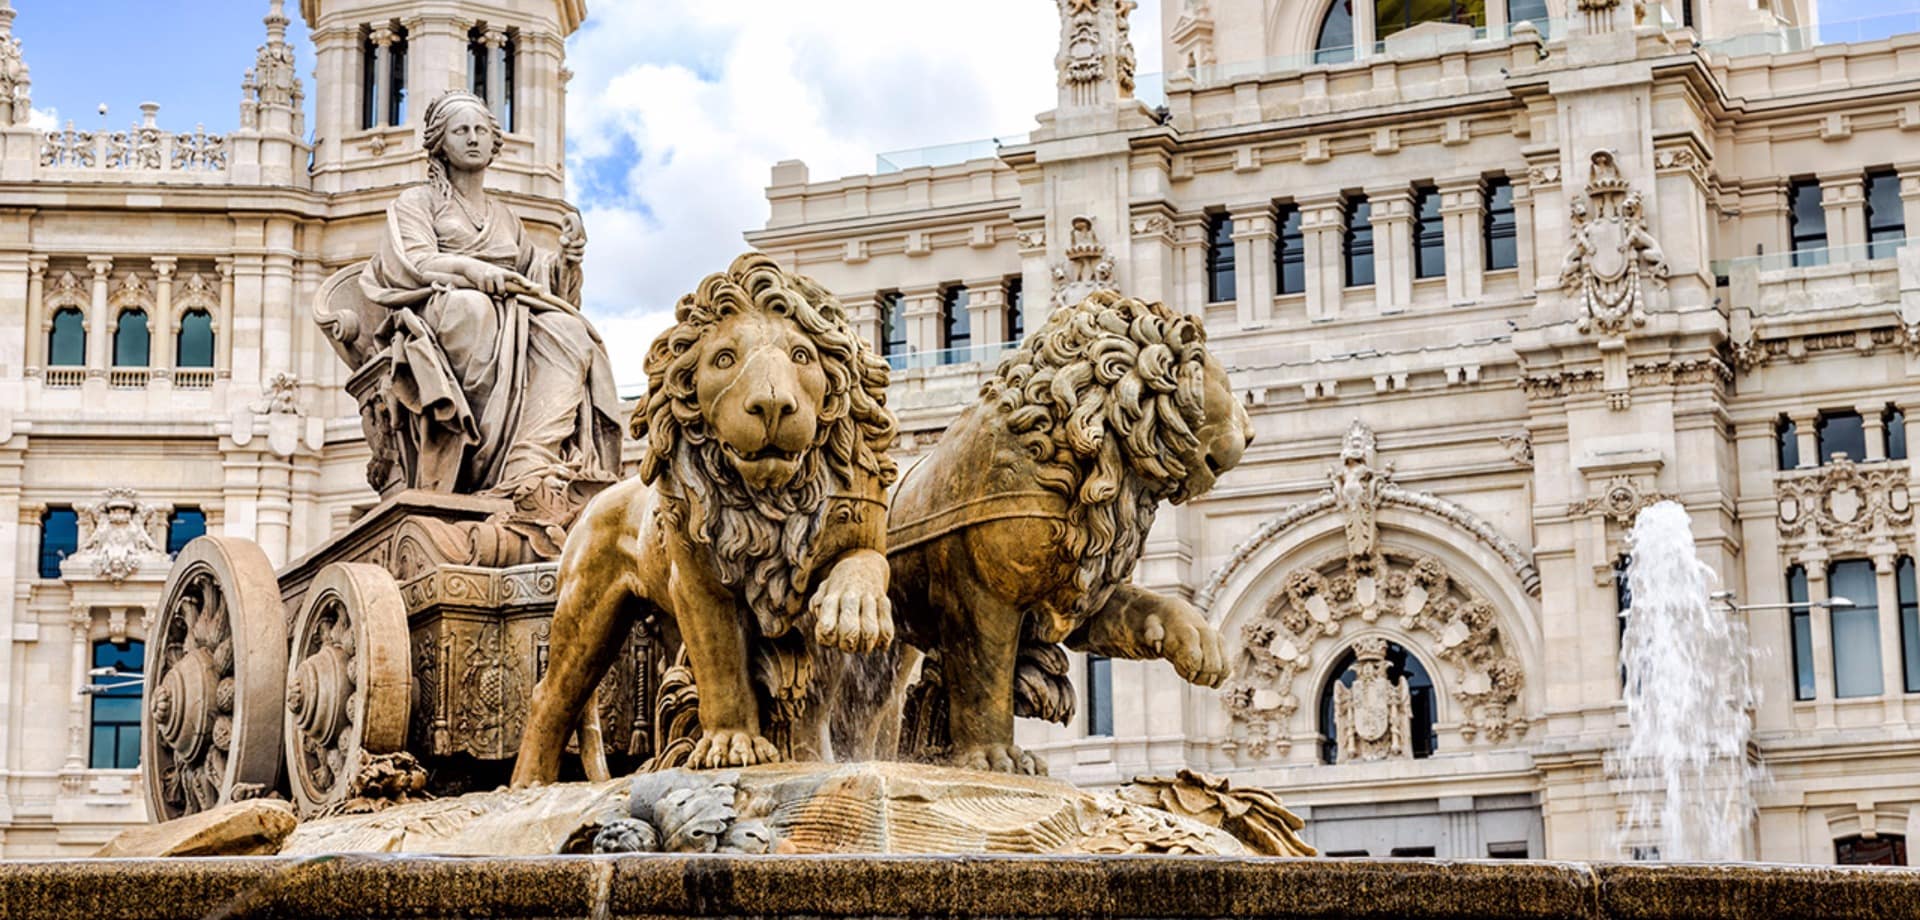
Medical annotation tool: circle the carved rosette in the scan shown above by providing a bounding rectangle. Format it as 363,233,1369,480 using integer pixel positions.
1776,458,1913,554
284,562,410,817
142,537,287,821
1568,474,1672,528
1224,552,1525,758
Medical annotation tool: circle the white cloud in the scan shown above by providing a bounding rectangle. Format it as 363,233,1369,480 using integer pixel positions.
566,0,1162,388
27,106,56,131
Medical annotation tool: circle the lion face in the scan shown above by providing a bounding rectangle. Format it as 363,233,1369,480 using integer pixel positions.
1175,353,1254,501
693,309,827,492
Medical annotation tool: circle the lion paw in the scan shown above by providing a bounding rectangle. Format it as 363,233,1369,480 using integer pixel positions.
954,743,1048,776
690,730,781,769
1149,610,1230,689
810,553,894,654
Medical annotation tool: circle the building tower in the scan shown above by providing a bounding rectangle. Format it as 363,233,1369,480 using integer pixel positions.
300,0,583,199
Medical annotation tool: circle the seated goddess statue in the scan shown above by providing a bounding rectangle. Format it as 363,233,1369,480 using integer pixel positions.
348,90,623,554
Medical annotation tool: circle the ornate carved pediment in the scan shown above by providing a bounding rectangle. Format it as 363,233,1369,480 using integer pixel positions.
69,487,171,584
1776,458,1912,554
1559,149,1668,336
1223,550,1526,758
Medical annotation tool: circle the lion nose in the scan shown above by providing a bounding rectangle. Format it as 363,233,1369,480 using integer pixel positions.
747,389,796,426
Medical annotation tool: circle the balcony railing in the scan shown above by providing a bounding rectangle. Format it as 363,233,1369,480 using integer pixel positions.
1701,11,1920,58
173,368,216,389
44,367,85,388
881,341,1020,372
1712,237,1912,277
875,135,1031,174
108,368,149,389
39,122,229,177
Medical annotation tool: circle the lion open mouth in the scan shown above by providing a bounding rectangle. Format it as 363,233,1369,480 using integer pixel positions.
724,442,801,464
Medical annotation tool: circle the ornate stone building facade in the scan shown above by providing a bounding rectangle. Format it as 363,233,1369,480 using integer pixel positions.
0,0,587,856
746,0,1920,864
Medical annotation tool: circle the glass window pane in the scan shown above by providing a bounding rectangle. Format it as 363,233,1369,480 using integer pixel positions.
1777,416,1800,469
1788,565,1815,701
1345,197,1374,287
1829,560,1884,698
1866,171,1904,260
176,310,215,368
1508,0,1549,26
1789,180,1828,266
388,33,408,126
1886,406,1907,461
1206,214,1236,303
1316,0,1356,62
1415,187,1445,279
90,726,116,769
49,308,86,367
881,292,906,368
1087,654,1113,736
361,35,378,129
113,310,150,367
1902,557,1920,694
1006,277,1024,343
941,285,970,364
1277,205,1305,295
1485,178,1517,271
39,507,77,579
1816,411,1866,464
167,509,206,557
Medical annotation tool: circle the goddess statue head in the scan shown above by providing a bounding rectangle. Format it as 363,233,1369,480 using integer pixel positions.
422,91,504,188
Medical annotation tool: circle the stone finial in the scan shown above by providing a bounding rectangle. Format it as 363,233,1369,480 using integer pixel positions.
242,0,303,123
264,0,288,44
0,0,30,126
1054,0,1137,111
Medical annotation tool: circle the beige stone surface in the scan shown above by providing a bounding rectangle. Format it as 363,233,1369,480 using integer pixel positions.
91,798,295,858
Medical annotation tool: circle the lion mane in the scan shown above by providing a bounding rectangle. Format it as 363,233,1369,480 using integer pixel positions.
985,290,1212,626
632,253,897,637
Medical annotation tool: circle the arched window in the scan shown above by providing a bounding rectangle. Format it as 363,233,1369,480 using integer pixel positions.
89,639,144,769
1376,0,1487,40
48,307,85,366
1317,640,1437,763
1315,0,1357,63
113,309,150,367
177,309,215,368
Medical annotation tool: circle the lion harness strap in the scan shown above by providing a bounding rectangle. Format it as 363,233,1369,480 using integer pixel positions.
885,490,1069,556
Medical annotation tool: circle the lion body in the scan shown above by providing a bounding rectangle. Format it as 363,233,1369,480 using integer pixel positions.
512,254,897,785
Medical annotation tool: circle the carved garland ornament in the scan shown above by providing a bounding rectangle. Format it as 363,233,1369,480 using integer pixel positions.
1776,457,1913,554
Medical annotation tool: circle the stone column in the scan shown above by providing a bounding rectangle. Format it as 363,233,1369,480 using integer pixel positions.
1439,176,1486,305
261,220,297,383
900,284,943,367
1874,552,1904,722
1228,202,1275,328
1367,186,1415,313
1805,557,1835,713
482,28,509,123
1789,410,1818,468
1512,177,1539,291
0,498,37,800
85,256,112,370
1171,216,1208,318
150,257,176,376
1819,173,1865,253
23,254,43,372
64,603,91,772
1898,164,1920,244
367,25,396,128
966,278,1007,359
1299,194,1345,321
1861,401,1888,462
215,258,234,379
840,290,882,354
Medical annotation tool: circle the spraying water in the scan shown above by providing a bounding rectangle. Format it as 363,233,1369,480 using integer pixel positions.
1612,500,1759,861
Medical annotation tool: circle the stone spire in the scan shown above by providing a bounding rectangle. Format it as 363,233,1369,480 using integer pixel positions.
241,0,304,132
0,0,34,126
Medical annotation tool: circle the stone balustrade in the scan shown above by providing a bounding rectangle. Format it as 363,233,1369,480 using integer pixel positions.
38,120,229,181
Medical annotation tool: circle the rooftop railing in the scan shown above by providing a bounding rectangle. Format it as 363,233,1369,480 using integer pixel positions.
875,135,1031,174
1711,237,1913,277
1700,11,1920,58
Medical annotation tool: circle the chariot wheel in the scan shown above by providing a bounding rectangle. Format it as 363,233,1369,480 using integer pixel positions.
142,536,288,822
284,562,410,816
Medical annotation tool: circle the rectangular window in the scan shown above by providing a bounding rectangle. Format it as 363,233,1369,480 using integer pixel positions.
1866,170,1904,260
1788,565,1814,701
1829,559,1884,699
1901,557,1920,694
360,31,379,130
1086,654,1113,736
1887,406,1907,461
386,28,408,127
880,292,906,370
1776,415,1800,469
502,36,516,132
1344,196,1374,287
1816,410,1866,464
1488,842,1530,859
1205,213,1235,303
89,640,143,770
469,29,489,99
1390,846,1437,858
941,285,970,364
1414,186,1445,279
39,506,77,580
1275,204,1305,295
167,508,207,557
1006,277,1024,344
1615,554,1633,689
1788,179,1828,267
1485,177,1517,271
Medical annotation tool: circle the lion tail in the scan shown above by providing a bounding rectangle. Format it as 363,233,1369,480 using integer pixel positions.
1013,638,1076,726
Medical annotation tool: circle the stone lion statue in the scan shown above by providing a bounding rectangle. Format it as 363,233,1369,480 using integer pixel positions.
880,291,1247,773
512,253,898,785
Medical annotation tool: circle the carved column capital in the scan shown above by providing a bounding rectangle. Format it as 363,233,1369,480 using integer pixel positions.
68,602,93,631
368,25,397,48
150,256,178,279
18,500,45,522
86,256,113,278
27,254,47,277
482,27,509,48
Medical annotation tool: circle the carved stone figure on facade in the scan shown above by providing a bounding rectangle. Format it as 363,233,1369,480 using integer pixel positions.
1051,215,1117,308
1055,0,1136,108
1332,637,1413,763
1560,149,1668,336
1330,420,1391,566
252,371,302,416
512,253,899,786
315,91,623,554
876,292,1247,774
0,3,30,127
73,488,171,583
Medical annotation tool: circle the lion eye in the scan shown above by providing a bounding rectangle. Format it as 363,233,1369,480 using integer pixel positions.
712,350,736,369
791,347,813,364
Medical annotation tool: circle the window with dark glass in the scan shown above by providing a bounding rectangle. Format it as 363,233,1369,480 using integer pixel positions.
1788,179,1828,266
941,285,970,364
113,310,149,367
1887,405,1907,461
1776,415,1800,469
1086,654,1113,736
502,35,516,132
1315,0,1356,63
1816,410,1866,464
49,307,85,366
360,26,407,129
469,28,490,100
1319,641,1435,763
1006,276,1024,344
469,29,516,131
1374,0,1487,40
1900,556,1920,694
880,292,906,369
1414,186,1445,279
1484,177,1517,271
386,28,408,127
1680,0,1695,28
1866,170,1904,260
1508,0,1549,27
1344,196,1374,287
167,508,206,557
1837,834,1908,866
39,506,77,579
360,30,379,130
1488,842,1530,859
89,639,143,770
1615,554,1633,689
1829,559,1883,698
1205,213,1235,303
1276,204,1305,295
1788,564,1814,701
177,309,214,368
